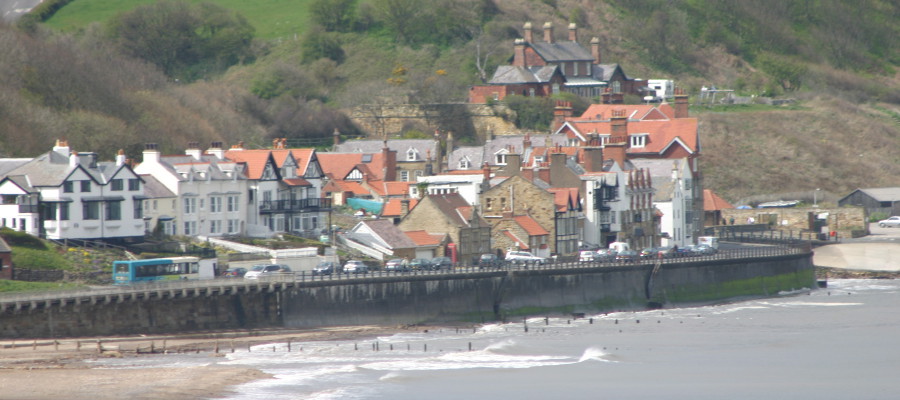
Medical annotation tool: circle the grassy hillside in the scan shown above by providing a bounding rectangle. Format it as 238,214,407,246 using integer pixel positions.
44,0,312,40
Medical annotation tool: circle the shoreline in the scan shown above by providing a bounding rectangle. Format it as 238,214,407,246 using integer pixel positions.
0,271,891,399
0,324,459,400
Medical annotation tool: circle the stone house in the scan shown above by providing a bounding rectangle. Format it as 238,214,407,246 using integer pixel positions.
334,139,439,180
469,22,645,103
491,214,550,258
397,193,491,264
479,175,558,252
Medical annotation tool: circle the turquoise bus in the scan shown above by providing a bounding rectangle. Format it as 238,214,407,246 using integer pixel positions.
112,257,217,285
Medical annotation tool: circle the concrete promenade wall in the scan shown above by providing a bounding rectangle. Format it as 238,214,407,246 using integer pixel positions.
0,253,814,338
281,252,815,327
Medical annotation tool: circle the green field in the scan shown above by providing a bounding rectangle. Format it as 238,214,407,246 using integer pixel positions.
44,0,312,40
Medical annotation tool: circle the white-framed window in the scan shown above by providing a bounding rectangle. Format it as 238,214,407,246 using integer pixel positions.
282,166,294,178
410,186,419,197
228,219,239,234
459,157,470,169
534,155,545,164
415,170,423,178
574,62,579,76
227,195,239,212
401,170,410,181
406,148,418,161
183,197,196,214
210,220,221,234
495,152,507,165
612,80,622,93
209,196,222,213
183,221,197,235
630,134,648,148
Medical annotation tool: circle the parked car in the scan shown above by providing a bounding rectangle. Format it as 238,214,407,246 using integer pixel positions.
505,251,547,266
596,249,617,261
615,250,639,262
312,261,336,276
692,244,718,255
878,216,900,228
221,267,247,278
430,257,453,270
244,264,292,279
478,253,504,269
343,260,368,274
409,258,432,270
384,258,410,272
579,250,601,262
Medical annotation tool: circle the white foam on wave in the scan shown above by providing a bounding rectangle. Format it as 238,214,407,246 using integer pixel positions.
577,346,615,363
483,338,518,353
359,349,573,371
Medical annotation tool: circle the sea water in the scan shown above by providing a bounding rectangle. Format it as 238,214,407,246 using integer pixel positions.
94,279,900,399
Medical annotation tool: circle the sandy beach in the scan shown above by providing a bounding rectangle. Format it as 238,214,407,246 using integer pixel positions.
0,325,428,399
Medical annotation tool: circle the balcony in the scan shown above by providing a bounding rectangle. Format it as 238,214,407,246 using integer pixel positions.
259,198,332,214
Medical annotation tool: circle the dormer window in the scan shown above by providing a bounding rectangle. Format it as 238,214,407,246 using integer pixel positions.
534,155,545,164
494,149,508,165
630,134,648,148
459,157,471,169
406,148,418,161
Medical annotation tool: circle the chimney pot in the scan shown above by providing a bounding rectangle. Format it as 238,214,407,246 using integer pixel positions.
543,22,554,43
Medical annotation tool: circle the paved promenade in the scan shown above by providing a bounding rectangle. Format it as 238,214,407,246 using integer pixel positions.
813,223,900,271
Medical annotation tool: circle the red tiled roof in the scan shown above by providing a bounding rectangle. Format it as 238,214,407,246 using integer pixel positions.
223,150,271,180
513,215,549,236
288,149,315,173
324,180,370,195
502,230,529,249
547,187,579,212
283,178,311,186
382,198,419,217
704,189,734,211
368,181,412,197
317,153,388,181
579,104,675,120
404,230,443,246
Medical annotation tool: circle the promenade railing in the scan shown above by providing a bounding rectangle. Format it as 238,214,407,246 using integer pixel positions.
0,244,810,305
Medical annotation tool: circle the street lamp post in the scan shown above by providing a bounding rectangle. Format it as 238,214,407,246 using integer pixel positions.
814,188,821,208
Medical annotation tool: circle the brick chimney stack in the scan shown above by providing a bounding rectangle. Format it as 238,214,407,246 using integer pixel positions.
481,162,491,193
400,198,410,218
332,128,341,148
674,87,689,118
523,22,533,43
513,38,527,67
382,143,397,181
543,22,553,43
553,100,573,132
568,23,577,42
591,37,601,64
549,151,567,186
582,144,604,173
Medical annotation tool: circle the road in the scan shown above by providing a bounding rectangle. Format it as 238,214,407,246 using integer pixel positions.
1,0,42,22
813,223,900,271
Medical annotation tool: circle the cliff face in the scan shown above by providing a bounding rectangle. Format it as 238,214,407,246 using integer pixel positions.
347,103,519,143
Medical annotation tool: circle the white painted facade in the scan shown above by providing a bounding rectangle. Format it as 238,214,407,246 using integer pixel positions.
134,145,249,238
0,143,145,241
415,174,484,206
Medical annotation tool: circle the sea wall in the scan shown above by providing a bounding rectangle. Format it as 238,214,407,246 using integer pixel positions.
280,252,815,327
0,253,814,338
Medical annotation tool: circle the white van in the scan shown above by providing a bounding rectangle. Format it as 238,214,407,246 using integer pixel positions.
698,236,719,249
608,242,631,253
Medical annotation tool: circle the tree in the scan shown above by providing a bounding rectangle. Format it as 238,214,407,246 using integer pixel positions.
107,1,254,80
308,0,357,32
370,0,425,45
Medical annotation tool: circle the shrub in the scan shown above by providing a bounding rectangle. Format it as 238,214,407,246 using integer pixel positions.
11,247,72,270
0,228,47,250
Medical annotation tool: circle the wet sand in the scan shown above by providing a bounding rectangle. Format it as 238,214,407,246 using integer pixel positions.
0,326,425,399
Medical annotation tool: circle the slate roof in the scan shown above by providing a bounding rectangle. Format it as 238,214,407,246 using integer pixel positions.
139,174,176,199
427,193,475,226
447,134,568,171
488,65,560,84
357,219,417,249
0,159,32,178
845,187,900,202
334,139,437,162
529,41,593,62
